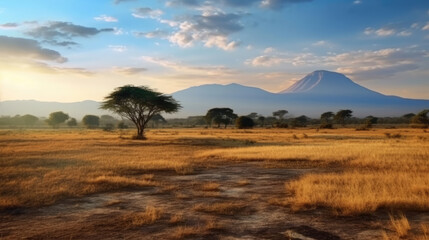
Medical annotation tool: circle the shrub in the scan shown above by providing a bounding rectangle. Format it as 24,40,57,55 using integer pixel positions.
320,123,333,129
235,116,254,129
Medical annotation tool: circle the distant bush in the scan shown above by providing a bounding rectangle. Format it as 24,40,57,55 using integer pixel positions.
82,115,100,129
117,121,128,129
103,123,115,131
319,123,333,129
275,122,288,128
235,116,254,129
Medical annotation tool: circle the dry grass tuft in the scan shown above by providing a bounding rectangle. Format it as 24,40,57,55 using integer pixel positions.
389,213,411,237
193,201,248,215
124,206,163,227
237,179,250,186
169,213,184,224
171,226,200,239
201,182,220,191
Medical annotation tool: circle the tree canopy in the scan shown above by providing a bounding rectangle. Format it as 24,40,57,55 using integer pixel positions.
82,115,100,129
205,108,237,128
101,85,181,139
46,111,69,128
335,109,353,126
236,116,254,129
273,110,288,120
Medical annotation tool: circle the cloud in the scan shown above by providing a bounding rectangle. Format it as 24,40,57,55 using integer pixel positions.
108,45,127,52
246,47,427,79
132,8,163,19
168,11,243,50
134,29,169,38
142,56,235,75
263,47,275,53
113,67,147,75
422,22,429,31
260,0,313,9
312,40,327,46
25,21,114,46
0,35,67,63
397,31,412,37
364,27,396,37
114,0,137,4
166,0,312,9
0,22,19,29
353,0,362,4
94,15,118,22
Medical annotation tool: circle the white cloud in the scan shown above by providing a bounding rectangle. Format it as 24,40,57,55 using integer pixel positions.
0,22,19,29
246,47,427,79
397,31,412,37
142,56,235,76
94,15,118,22
134,29,169,38
263,47,275,53
353,0,362,4
422,22,429,31
113,67,147,75
312,40,327,46
166,11,243,50
132,8,163,19
109,45,127,52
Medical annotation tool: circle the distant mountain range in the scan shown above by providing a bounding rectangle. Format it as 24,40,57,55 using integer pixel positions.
1,70,428,119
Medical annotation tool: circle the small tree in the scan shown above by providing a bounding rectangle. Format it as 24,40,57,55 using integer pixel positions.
236,116,254,129
411,109,429,127
21,114,38,126
205,108,237,128
67,118,78,127
364,116,378,128
46,111,69,128
290,115,308,128
335,109,353,126
82,115,100,129
273,110,288,120
320,111,334,129
101,85,181,139
257,116,265,127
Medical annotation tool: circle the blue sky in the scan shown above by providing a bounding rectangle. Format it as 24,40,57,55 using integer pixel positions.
0,0,428,102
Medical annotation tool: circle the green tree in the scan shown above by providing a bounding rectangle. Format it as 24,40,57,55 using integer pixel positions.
21,114,38,126
101,85,181,139
82,115,100,129
66,118,78,127
334,109,353,126
205,108,237,128
320,111,334,129
46,111,69,128
411,109,429,127
364,116,378,128
257,116,265,127
235,116,254,129
290,115,308,128
273,110,288,120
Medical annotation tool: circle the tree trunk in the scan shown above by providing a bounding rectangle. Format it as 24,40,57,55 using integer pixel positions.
134,125,147,140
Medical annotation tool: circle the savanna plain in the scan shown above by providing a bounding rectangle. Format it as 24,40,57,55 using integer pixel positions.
1,127,428,239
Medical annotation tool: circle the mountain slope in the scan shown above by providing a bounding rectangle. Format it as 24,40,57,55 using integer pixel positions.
1,70,428,118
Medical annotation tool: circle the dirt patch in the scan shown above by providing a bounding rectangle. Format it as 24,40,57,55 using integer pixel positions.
0,162,394,239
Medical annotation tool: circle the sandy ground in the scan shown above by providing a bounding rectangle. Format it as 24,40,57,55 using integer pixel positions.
0,161,405,240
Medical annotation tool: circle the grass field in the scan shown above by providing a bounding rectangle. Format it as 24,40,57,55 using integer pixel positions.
1,127,428,239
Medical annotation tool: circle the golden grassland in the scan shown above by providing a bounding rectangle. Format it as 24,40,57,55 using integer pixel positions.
0,127,428,218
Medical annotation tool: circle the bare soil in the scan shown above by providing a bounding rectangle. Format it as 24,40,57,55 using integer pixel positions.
0,162,407,239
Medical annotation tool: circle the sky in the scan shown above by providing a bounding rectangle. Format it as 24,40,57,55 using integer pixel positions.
0,0,428,102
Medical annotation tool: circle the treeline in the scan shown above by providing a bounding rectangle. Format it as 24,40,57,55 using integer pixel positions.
1,109,428,129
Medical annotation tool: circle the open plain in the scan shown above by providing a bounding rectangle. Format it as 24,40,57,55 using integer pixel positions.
1,128,428,239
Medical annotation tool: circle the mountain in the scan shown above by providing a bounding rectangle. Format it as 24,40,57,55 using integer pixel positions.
280,70,381,97
171,70,428,117
0,100,110,119
1,70,428,118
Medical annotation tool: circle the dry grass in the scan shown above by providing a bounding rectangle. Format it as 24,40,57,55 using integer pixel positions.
1,128,428,218
124,206,163,227
389,213,410,237
201,182,220,191
169,213,184,224
193,201,248,215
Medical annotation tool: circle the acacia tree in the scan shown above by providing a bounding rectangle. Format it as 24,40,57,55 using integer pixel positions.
46,111,69,128
334,109,353,126
101,85,181,139
82,115,100,129
205,108,237,128
273,110,288,120
411,109,429,127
